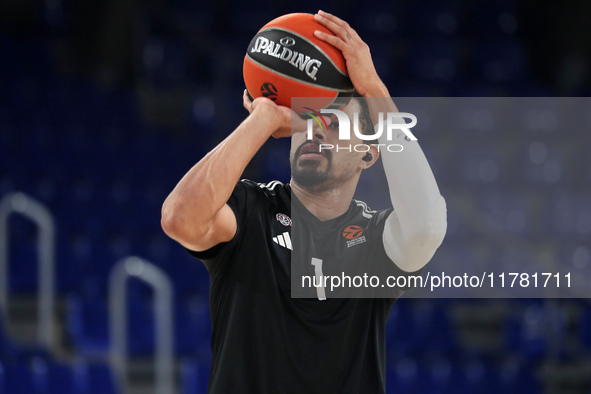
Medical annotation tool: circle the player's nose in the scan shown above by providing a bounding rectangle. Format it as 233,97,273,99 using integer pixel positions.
313,116,331,140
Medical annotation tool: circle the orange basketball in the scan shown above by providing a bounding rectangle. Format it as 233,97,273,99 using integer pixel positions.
243,13,355,113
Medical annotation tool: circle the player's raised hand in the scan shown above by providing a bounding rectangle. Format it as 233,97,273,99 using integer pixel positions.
313,10,388,97
242,89,307,138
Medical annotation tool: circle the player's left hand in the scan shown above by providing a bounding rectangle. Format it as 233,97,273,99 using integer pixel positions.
242,89,307,138
313,10,388,97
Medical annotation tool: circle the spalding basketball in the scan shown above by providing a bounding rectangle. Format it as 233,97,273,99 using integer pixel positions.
243,13,355,113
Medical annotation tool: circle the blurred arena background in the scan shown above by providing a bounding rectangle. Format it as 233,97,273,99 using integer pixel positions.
1,0,591,393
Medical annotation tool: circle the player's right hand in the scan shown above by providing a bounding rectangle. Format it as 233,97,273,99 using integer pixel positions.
242,89,306,139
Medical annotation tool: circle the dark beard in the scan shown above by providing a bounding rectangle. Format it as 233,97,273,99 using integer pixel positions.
292,162,331,187
290,141,333,188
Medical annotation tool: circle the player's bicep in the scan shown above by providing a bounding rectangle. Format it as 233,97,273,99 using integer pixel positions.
176,204,238,253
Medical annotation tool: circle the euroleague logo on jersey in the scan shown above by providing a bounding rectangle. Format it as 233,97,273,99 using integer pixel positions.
342,225,363,239
342,225,367,248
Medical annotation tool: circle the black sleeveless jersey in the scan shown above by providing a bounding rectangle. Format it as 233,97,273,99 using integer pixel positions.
188,180,420,394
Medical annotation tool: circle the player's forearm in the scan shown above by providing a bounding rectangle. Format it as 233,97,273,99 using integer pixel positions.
382,132,444,223
369,97,446,271
365,96,443,224
380,135,447,272
161,106,279,235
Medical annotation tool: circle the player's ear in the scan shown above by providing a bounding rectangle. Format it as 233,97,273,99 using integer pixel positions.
360,145,379,169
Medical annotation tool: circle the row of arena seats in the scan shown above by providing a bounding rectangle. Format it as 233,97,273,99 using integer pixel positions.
0,354,542,394
4,297,591,393
0,355,546,394
0,359,116,394
180,355,539,394
5,296,591,394
66,293,211,359
0,314,116,393
57,295,591,361
8,300,591,394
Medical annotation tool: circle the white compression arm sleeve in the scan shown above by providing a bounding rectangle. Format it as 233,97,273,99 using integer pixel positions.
379,129,447,273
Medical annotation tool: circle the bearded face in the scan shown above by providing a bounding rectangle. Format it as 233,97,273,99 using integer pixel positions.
289,99,372,192
290,139,333,188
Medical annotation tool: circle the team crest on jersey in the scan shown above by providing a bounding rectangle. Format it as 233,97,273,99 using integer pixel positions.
276,213,292,227
342,225,367,248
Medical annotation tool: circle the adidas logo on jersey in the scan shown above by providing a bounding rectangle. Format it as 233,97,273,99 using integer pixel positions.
273,232,292,250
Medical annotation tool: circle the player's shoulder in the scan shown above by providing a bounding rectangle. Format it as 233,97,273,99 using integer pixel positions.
351,199,392,223
239,179,291,200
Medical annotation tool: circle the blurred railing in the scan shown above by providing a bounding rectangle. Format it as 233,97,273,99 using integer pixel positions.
109,256,174,394
0,192,56,351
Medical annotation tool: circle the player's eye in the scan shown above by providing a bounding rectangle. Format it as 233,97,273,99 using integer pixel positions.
329,121,339,130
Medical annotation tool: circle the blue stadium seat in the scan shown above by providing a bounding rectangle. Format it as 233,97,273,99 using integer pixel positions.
67,290,164,357
497,357,540,393
579,305,591,351
57,235,92,294
45,362,85,394
126,300,157,356
457,356,498,394
66,296,110,357
504,301,567,360
30,357,88,394
175,298,211,358
0,314,51,364
181,359,210,394
418,355,454,393
386,356,419,394
0,362,42,394
0,314,24,362
387,299,456,358
165,244,210,299
82,362,118,394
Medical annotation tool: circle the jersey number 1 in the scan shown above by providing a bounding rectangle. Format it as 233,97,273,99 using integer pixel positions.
311,258,327,301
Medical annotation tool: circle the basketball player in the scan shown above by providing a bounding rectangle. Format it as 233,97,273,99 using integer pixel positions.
161,10,447,393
